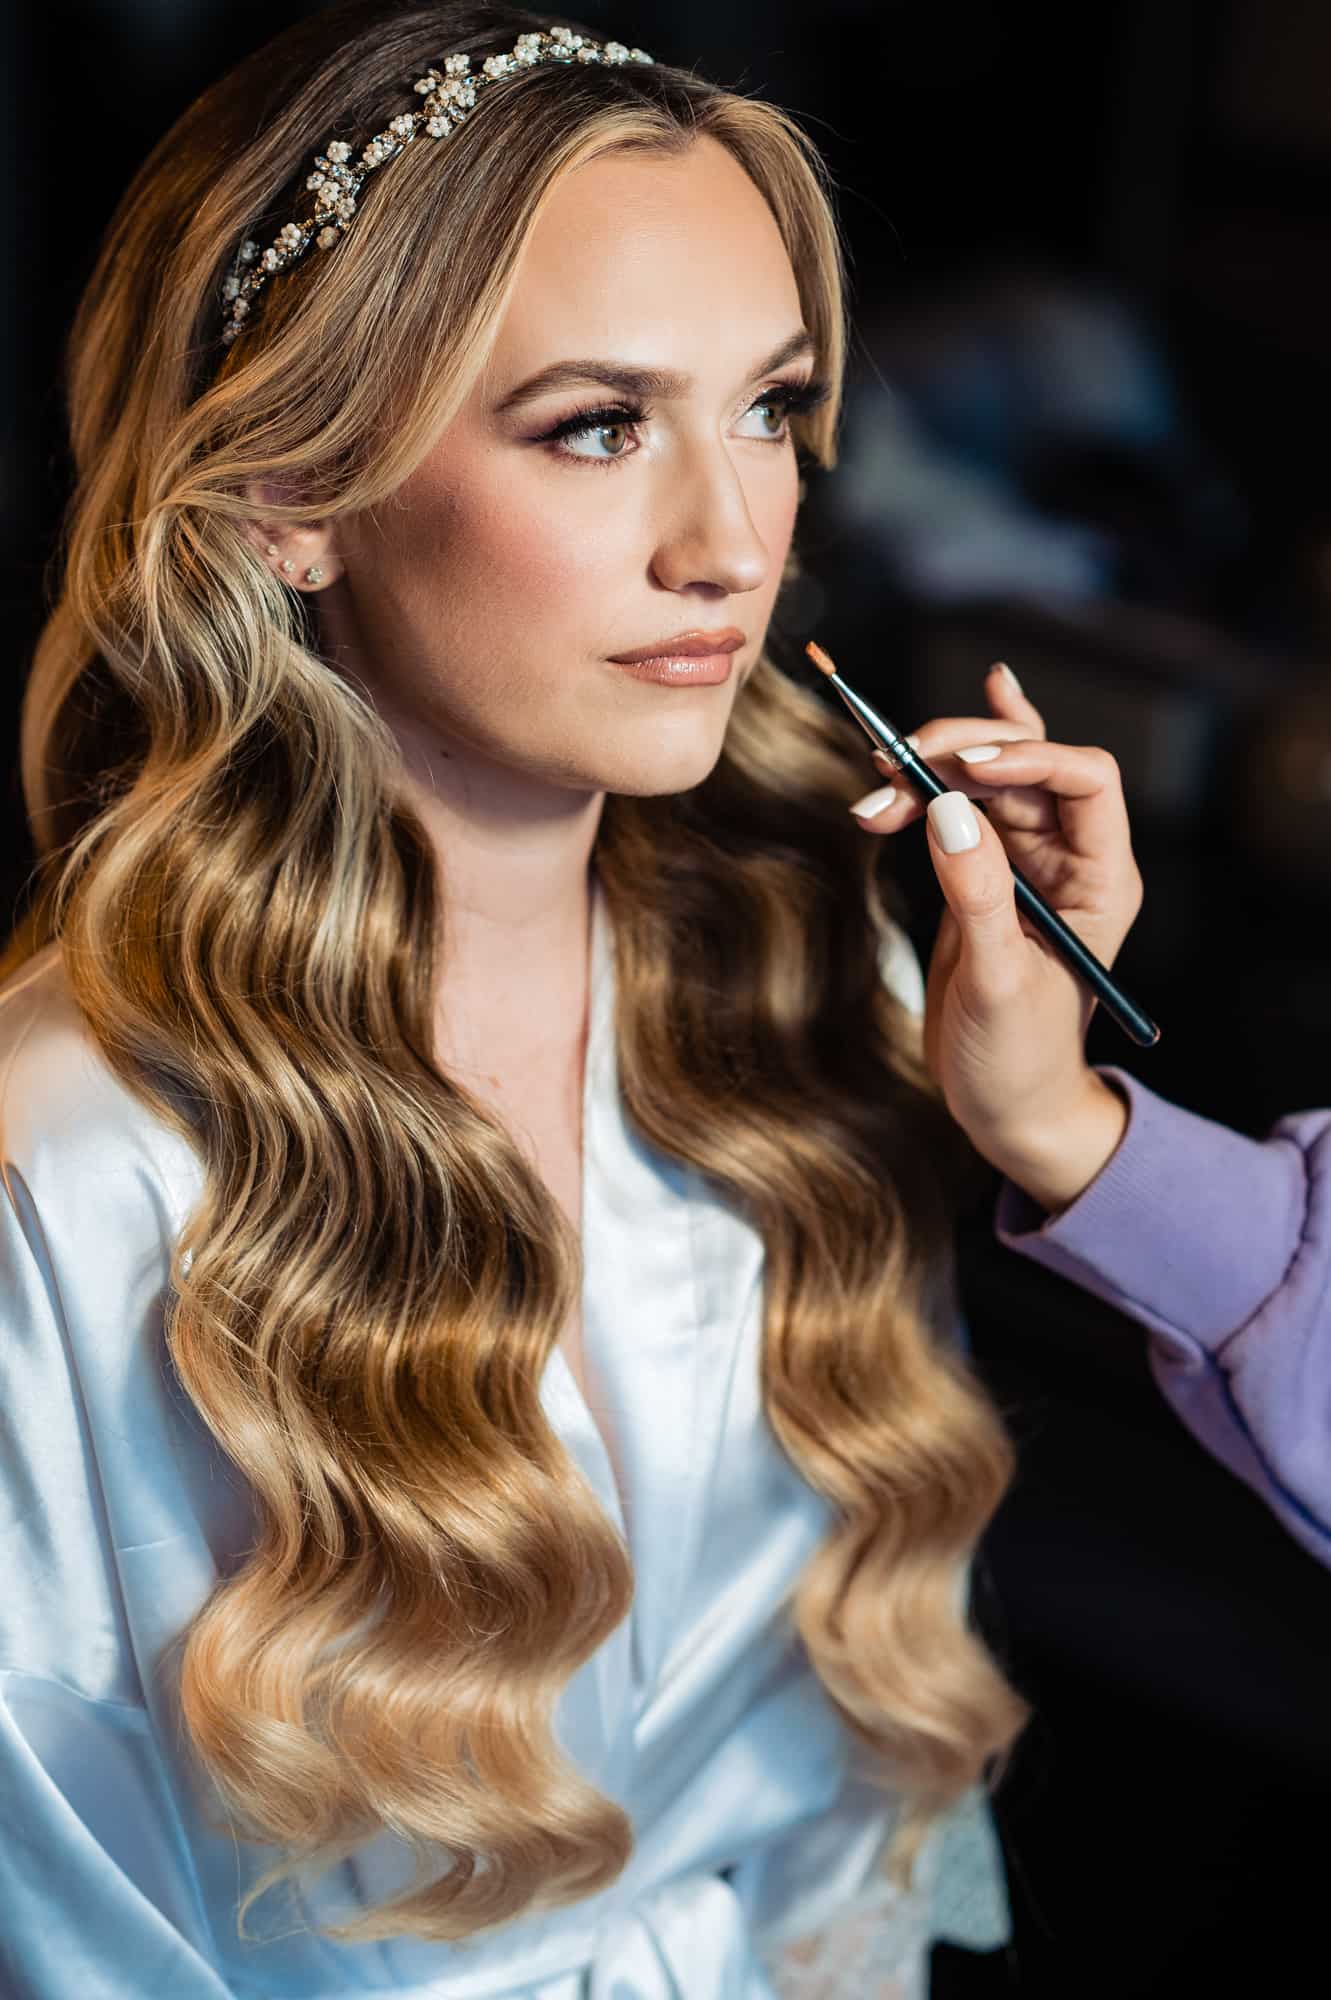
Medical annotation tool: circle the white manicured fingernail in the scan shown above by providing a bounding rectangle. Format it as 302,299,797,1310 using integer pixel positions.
928,791,981,852
995,661,1024,695
850,783,898,819
956,744,1003,764
904,732,921,750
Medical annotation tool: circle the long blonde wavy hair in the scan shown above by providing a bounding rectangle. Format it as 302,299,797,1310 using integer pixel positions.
5,0,1027,1947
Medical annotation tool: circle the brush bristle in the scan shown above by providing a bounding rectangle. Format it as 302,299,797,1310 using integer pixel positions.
805,640,838,678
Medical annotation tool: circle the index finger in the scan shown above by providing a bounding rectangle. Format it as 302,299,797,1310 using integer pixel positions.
984,661,1048,739
899,718,1032,762
939,738,1134,861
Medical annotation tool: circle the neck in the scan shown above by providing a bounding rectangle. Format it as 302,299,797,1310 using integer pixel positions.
380,695,604,1065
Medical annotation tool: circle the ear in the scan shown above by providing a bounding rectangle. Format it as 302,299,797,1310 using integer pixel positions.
243,478,344,593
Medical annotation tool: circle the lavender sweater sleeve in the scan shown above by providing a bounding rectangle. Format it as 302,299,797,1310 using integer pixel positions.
993,1067,1331,1566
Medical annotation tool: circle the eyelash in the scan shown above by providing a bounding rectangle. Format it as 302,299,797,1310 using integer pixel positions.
536,377,832,468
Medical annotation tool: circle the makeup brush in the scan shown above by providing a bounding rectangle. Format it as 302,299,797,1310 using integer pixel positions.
806,641,1160,1048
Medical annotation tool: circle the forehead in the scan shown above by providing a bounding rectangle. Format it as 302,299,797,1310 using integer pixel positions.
489,134,804,377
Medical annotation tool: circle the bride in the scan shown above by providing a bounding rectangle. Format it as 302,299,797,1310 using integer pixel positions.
0,6,1029,1994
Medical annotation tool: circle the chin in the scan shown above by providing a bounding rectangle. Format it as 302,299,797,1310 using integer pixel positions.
590,723,731,800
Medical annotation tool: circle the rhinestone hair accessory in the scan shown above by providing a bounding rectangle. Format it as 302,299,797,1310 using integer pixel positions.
220,26,653,348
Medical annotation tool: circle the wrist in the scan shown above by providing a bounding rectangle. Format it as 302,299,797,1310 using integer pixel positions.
967,1073,1130,1215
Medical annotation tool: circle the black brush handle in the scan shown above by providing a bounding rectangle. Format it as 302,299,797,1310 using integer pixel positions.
830,674,1161,1048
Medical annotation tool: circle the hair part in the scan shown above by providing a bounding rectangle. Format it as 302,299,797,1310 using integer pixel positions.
6,0,1025,1947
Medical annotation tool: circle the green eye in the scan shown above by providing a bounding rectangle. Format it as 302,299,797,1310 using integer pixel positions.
566,420,632,459
542,402,644,462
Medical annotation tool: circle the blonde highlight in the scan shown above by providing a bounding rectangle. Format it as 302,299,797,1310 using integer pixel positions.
6,0,1026,1947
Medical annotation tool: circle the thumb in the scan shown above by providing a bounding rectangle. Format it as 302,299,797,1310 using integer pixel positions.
924,792,1027,998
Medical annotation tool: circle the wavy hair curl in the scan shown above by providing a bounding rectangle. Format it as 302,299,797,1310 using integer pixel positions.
4,0,1026,1946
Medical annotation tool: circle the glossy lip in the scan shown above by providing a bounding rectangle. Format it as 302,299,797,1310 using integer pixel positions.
608,627,746,665
611,655,736,686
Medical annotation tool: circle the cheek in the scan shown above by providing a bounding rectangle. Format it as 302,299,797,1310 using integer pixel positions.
744,459,801,601
763,469,801,567
415,462,637,628
381,440,802,636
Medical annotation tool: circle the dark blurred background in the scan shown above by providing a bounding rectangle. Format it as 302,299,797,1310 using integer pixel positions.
7,3,1331,1995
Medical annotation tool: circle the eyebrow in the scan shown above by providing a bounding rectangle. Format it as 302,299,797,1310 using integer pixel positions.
493,330,817,412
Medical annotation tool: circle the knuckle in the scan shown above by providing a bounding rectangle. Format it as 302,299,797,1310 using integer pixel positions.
955,885,1015,931
1079,745,1121,784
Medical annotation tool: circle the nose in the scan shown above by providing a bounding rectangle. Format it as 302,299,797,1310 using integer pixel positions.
649,439,771,599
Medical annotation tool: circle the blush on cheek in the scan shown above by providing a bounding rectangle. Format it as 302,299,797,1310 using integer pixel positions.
432,458,609,602
379,473,586,654
471,470,584,575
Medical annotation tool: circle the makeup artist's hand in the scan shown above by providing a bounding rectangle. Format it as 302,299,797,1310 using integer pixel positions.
852,663,1143,1212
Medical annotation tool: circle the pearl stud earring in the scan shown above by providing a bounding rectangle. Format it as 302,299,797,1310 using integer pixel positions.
280,558,295,575
265,543,280,556
304,565,325,585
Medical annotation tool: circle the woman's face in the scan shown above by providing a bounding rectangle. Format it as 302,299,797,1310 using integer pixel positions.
320,133,819,801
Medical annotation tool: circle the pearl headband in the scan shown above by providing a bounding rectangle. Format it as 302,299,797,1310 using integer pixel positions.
220,25,654,349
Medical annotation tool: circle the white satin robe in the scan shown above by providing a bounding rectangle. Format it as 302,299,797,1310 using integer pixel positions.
0,891,1005,1998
